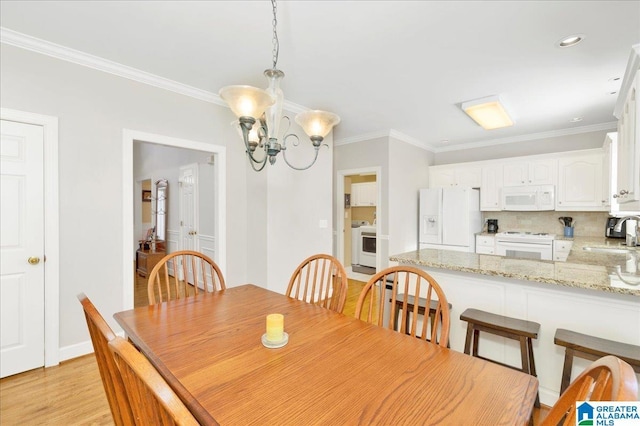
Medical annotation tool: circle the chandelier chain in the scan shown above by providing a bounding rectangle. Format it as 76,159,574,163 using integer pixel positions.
271,0,279,69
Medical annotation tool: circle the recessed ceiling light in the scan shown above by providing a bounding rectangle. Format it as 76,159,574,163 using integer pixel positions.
570,117,583,123
556,34,585,48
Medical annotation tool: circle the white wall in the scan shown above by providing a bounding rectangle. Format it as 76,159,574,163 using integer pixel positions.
388,137,431,256
265,129,334,295
0,43,333,358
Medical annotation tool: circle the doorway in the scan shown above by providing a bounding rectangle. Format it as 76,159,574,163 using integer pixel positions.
336,167,381,281
0,109,60,376
122,130,226,310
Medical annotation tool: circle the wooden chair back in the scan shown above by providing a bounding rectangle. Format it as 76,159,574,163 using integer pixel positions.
77,293,134,426
541,355,638,426
355,266,450,347
108,337,202,426
286,254,349,313
148,250,225,305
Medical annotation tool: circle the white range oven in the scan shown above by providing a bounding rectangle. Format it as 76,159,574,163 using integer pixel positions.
495,231,555,260
359,226,376,267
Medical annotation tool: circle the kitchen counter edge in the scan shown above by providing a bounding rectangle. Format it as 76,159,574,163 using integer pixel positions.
390,237,640,297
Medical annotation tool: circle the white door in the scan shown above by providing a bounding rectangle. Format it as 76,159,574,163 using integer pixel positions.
442,188,469,247
0,120,45,378
179,164,198,283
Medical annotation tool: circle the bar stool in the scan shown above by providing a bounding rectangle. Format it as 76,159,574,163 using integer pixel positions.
460,308,540,408
385,275,452,345
393,294,452,344
554,328,640,395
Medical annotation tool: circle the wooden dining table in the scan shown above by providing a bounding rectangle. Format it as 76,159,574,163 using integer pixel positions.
114,284,538,425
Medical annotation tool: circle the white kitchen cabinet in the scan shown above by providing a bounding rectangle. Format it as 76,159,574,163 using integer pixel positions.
553,240,573,262
429,165,481,188
503,159,557,187
556,152,608,211
480,165,503,211
475,234,496,255
351,182,377,206
614,67,640,210
602,133,614,209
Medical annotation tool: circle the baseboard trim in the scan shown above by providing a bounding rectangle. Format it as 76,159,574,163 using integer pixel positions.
57,330,126,363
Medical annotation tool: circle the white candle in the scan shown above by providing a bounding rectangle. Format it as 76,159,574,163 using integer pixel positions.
266,313,284,342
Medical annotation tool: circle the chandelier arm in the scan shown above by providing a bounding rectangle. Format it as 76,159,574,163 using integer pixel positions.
248,154,269,172
239,118,269,166
281,145,321,171
245,145,268,165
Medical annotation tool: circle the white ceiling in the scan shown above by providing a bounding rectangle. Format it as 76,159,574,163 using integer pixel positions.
1,1,639,151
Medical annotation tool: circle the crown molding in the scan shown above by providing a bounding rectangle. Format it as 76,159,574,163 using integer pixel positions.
334,130,391,146
433,121,618,153
335,130,436,152
335,121,616,153
614,43,640,118
389,129,438,151
0,27,306,114
0,27,225,105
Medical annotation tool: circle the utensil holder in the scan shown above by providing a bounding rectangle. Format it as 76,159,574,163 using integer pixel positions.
564,226,574,238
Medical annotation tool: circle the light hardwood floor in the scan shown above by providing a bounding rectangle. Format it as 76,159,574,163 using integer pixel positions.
1,278,549,424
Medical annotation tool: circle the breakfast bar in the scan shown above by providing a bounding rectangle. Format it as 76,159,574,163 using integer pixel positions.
390,237,640,406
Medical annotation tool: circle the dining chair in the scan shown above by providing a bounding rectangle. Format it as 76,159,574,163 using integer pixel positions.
108,336,201,426
77,293,135,426
286,254,349,313
147,250,226,305
541,355,638,426
355,266,450,346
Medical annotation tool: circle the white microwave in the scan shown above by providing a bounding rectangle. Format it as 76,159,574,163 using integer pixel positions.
501,185,555,211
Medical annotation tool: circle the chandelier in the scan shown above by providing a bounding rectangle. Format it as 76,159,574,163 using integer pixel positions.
219,0,341,171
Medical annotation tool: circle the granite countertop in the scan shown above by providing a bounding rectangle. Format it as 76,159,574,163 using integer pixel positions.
390,237,640,297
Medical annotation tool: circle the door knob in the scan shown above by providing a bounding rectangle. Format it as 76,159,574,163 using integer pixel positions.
28,257,40,265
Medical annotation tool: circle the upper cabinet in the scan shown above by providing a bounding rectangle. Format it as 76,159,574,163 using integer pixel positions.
613,59,640,210
429,165,481,188
480,165,503,211
556,152,608,211
503,159,557,187
351,182,377,207
429,149,609,213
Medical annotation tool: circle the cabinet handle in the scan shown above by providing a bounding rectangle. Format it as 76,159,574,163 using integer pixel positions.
619,189,629,195
613,194,620,198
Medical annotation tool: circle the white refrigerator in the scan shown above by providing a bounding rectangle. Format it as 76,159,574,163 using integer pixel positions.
419,187,482,252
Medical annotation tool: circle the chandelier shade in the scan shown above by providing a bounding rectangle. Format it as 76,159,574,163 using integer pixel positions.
295,110,342,139
219,85,274,120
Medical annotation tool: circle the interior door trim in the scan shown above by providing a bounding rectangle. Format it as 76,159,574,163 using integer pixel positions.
1,107,60,368
122,129,227,311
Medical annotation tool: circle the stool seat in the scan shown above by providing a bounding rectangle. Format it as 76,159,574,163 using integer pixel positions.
393,295,452,341
554,328,640,395
393,294,451,312
460,308,540,409
460,308,539,338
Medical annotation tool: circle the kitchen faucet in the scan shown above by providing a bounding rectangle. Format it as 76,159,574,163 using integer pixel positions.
614,216,640,247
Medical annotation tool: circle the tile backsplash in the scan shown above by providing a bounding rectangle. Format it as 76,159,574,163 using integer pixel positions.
481,211,609,238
